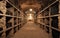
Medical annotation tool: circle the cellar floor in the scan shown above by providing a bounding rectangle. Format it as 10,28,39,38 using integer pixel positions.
12,22,49,38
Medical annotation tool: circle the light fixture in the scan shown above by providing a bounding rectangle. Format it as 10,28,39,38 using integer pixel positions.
29,9,32,11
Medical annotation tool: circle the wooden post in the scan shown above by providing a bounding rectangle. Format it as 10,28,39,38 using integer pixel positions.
2,0,6,38
58,0,60,31
58,1,60,38
49,7,52,38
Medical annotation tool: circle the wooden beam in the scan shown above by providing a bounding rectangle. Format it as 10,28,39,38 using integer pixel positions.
39,0,58,13
6,0,21,13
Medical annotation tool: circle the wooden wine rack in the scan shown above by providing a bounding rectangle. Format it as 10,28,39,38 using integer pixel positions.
0,0,25,38
37,0,60,38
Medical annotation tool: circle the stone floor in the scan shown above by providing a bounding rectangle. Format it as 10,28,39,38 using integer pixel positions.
12,22,49,38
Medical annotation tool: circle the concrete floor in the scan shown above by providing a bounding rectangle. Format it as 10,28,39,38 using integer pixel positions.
12,22,49,38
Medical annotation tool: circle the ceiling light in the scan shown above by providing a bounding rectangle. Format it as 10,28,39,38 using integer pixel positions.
29,9,32,11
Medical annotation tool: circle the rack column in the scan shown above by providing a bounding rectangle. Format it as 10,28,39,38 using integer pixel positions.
49,8,52,38
58,1,60,38
2,15,6,38
58,0,60,31
58,2,60,38
1,1,6,38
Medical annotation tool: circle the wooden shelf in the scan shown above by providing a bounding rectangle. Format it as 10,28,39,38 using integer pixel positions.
6,27,12,31
0,14,5,16
38,14,59,18
0,0,23,38
39,22,60,31
38,1,60,38
5,15,13,17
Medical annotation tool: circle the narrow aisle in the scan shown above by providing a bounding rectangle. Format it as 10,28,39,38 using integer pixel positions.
12,22,49,38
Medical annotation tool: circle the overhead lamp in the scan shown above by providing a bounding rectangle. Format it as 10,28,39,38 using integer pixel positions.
29,9,32,11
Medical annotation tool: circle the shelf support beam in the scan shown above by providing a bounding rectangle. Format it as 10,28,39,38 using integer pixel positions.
39,0,58,13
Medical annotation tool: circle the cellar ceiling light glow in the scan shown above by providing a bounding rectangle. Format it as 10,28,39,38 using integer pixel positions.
29,9,32,11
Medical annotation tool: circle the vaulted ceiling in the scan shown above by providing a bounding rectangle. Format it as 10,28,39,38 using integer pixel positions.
9,0,56,12
18,0,56,12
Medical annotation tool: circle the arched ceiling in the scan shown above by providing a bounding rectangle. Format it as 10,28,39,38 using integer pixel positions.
10,0,56,12
17,0,56,12
19,0,42,12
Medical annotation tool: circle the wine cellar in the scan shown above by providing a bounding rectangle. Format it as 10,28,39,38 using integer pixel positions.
0,0,60,38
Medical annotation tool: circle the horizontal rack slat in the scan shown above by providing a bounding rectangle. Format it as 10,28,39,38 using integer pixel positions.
39,22,60,32
38,14,60,18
